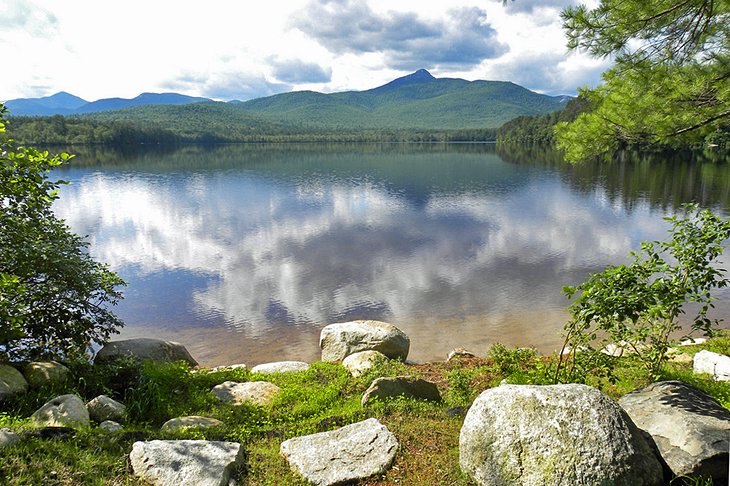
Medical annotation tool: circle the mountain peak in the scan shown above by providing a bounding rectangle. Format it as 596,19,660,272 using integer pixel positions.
409,69,435,80
370,69,437,93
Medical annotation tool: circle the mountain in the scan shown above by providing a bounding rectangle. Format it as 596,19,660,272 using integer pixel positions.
5,91,88,116
236,70,567,129
5,92,210,116
6,71,572,137
74,93,210,114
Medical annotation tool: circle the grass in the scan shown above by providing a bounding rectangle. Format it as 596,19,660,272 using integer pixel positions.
1,340,729,485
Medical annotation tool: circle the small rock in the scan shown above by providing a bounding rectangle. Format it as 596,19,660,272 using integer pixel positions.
280,418,398,486
447,348,476,361
211,381,280,406
665,348,693,364
361,376,441,406
99,421,122,432
31,394,90,428
320,320,410,362
342,350,387,376
86,395,126,423
161,416,224,431
94,338,198,367
24,361,70,388
251,361,309,374
0,364,28,399
619,380,730,484
130,440,244,486
0,428,20,448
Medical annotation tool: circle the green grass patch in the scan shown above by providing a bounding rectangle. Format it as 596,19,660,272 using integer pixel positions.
1,338,729,484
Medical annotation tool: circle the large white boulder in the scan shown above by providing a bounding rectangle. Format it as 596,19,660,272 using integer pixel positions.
459,384,664,486
619,380,730,484
94,338,198,367
280,418,398,486
0,364,28,399
130,440,243,486
31,394,90,428
693,349,730,381
319,320,410,362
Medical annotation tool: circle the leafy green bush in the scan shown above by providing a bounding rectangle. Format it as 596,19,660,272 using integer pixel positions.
559,204,730,380
0,103,125,361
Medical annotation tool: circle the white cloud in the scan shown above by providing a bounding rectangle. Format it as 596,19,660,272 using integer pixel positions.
1,0,611,101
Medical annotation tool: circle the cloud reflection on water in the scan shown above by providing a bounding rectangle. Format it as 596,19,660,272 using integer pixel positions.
53,147,672,352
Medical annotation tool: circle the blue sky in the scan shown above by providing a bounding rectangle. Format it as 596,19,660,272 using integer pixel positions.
1,0,608,102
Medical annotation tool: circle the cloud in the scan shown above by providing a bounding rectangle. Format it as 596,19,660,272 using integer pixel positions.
270,58,332,84
0,0,58,36
293,1,507,70
163,71,290,101
498,0,576,14
485,51,611,95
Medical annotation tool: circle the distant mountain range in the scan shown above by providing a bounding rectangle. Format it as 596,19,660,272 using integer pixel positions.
5,70,570,130
5,92,209,116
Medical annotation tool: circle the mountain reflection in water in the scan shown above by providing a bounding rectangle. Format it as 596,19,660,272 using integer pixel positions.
52,143,730,366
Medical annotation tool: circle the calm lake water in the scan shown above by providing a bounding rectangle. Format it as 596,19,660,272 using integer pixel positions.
52,143,730,366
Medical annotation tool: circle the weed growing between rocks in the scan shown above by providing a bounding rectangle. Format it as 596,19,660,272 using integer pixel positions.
1,339,729,484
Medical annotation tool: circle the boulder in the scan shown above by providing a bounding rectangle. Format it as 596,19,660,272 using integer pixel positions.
211,381,280,406
130,440,244,486
94,338,198,367
31,394,90,428
361,376,441,406
86,395,126,423
0,364,28,399
24,361,70,388
693,350,730,381
319,320,410,362
342,350,387,377
0,428,20,448
619,380,730,484
459,384,664,486
280,418,398,486
161,416,224,431
251,361,309,374
99,420,122,432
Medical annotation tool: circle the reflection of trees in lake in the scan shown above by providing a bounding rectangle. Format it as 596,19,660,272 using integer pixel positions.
497,144,730,214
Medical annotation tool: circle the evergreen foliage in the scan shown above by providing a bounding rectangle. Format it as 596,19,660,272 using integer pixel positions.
555,0,730,161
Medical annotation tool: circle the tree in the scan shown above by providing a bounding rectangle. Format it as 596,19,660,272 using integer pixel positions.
0,103,125,361
558,205,730,380
555,0,730,162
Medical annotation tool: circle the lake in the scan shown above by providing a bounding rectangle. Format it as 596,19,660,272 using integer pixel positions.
52,143,730,367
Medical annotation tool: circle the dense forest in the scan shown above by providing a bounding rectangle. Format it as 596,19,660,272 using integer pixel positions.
5,111,497,145
495,97,589,145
